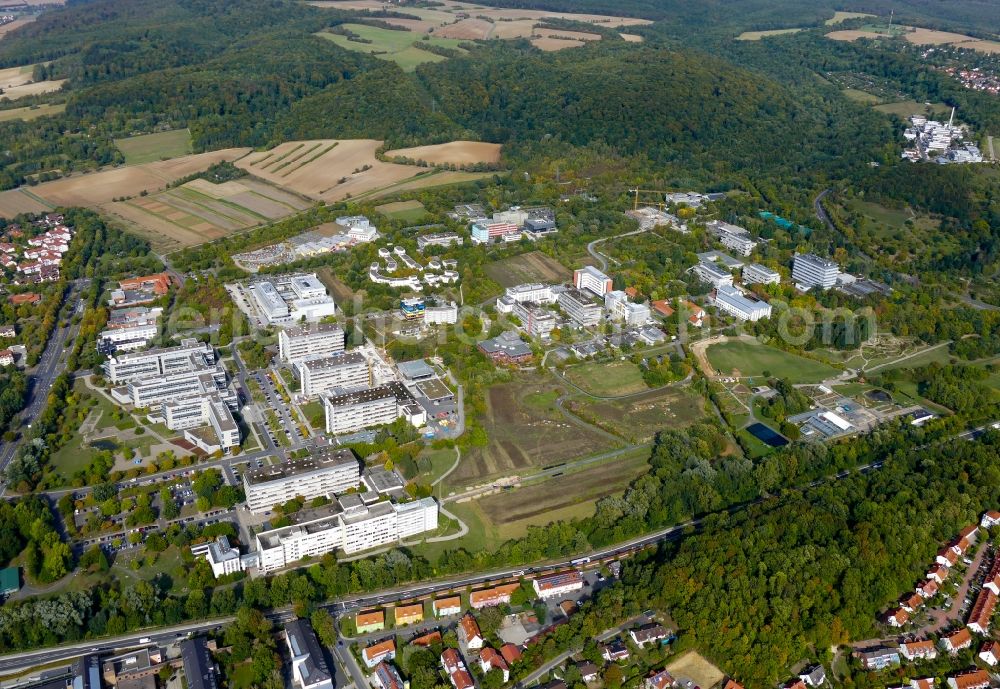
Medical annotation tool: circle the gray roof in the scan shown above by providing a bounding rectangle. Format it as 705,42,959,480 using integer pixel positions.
180,638,218,689
478,331,532,358
286,618,332,686
396,359,435,380
243,448,358,486
323,382,413,408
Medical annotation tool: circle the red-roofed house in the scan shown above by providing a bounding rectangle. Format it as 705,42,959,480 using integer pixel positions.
927,565,949,584
937,547,959,567
8,293,40,305
981,510,1000,528
459,614,483,650
947,669,990,689
900,639,937,661
478,647,510,682
911,679,935,689
651,300,674,318
411,631,442,647
979,640,999,666
500,644,522,666
940,628,973,654
916,579,939,599
722,680,744,689
967,589,996,634
983,555,1000,595
901,593,924,612
886,608,909,627
645,670,674,689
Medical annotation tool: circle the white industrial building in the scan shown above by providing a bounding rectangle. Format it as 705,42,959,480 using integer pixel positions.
336,216,379,243
574,266,613,297
792,253,839,291
713,285,772,322
559,288,602,327
605,290,650,326
255,496,439,570
742,263,781,285
249,274,337,325
279,324,346,363
243,448,361,513
323,382,424,435
693,261,734,288
103,338,214,383
296,353,370,398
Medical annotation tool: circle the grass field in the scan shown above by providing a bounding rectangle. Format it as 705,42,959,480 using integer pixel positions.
483,250,570,288
450,373,618,487
842,88,881,104
569,386,705,443
736,28,803,40
666,651,725,689
0,102,65,122
870,344,953,372
706,341,839,382
873,100,951,118
114,129,193,165
375,199,427,223
317,25,467,71
563,360,648,397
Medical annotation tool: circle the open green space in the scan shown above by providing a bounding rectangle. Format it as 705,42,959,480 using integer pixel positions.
375,199,427,223
841,88,881,104
0,103,66,123
316,25,467,72
568,386,706,443
870,344,953,372
707,341,839,382
113,128,193,165
737,28,803,40
563,360,648,397
413,446,457,484
873,100,951,118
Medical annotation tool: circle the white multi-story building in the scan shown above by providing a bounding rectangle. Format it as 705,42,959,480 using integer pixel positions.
119,366,229,408
97,324,159,353
693,261,734,288
194,535,243,578
559,289,602,327
742,263,781,285
249,274,337,325
255,497,438,570
604,291,650,326
574,266,613,297
792,253,839,291
285,619,334,689
714,285,772,322
705,220,758,257
323,382,416,435
103,338,214,383
163,393,240,450
533,571,584,599
278,324,346,363
417,233,463,251
506,283,557,305
243,448,361,513
425,301,458,325
512,302,556,339
296,353,370,398
336,216,378,243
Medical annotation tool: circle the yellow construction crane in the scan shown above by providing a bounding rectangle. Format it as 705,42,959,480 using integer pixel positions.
628,188,673,212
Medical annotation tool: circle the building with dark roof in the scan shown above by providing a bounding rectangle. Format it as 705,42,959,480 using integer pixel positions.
180,638,219,689
285,619,333,689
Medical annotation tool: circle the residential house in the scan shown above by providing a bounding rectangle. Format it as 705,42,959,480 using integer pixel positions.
8,293,40,305
577,662,600,683
601,641,630,662
441,649,473,689
856,647,900,670
0,349,13,366
887,608,909,627
910,679,935,689
798,665,826,687
362,639,396,669
927,565,949,584
630,624,670,646
979,640,999,666
901,593,924,613
459,614,483,650
356,610,385,634
981,510,1000,528
470,583,520,610
899,640,937,661
939,628,973,653
782,680,806,689
916,579,939,599
500,645,522,666
982,555,1000,595
373,663,405,689
967,589,996,634
433,597,462,617
394,604,423,627
937,547,959,567
645,669,675,689
0,325,15,338
947,669,990,689
478,647,510,682
722,681,744,689
411,631,442,647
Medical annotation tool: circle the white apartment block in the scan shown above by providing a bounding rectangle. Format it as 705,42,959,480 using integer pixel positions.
513,301,556,339
425,302,458,325
103,338,214,383
243,449,361,513
742,263,781,285
693,262,734,288
194,535,243,578
323,382,416,435
792,253,839,291
279,324,346,363
559,289,602,327
255,497,438,571
417,233,463,251
296,353,370,398
605,291,651,327
163,393,240,447
714,285,772,322
97,324,158,352
574,266,613,297
119,366,228,408
720,232,758,257
507,283,557,305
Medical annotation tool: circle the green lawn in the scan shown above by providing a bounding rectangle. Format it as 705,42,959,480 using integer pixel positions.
114,129,193,165
375,200,427,223
871,345,953,372
873,100,951,118
0,103,66,123
563,360,648,396
415,447,458,484
841,88,881,104
316,25,467,72
706,341,839,382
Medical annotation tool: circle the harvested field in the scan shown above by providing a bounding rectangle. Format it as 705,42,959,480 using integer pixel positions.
666,651,725,689
385,141,502,166
476,450,648,527
0,18,34,38
451,374,617,487
0,102,64,122
0,78,65,100
114,129,192,165
0,189,51,217
825,10,875,24
531,37,584,51
826,29,890,41
434,18,492,39
619,33,643,42
737,28,803,40
570,387,705,443
903,27,981,45
355,170,498,200
237,139,427,202
484,250,570,288
536,28,601,41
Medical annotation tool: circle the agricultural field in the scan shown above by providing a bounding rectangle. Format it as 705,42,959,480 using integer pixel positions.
0,188,52,216
385,141,502,166
736,28,803,40
0,17,35,39
827,25,1000,54
0,63,64,100
114,129,193,165
316,24,467,71
563,360,648,397
449,374,618,487
0,102,65,122
352,169,499,201
666,651,725,689
235,139,431,202
568,386,706,443
375,200,427,223
483,250,570,288
100,177,311,253
706,340,839,382
472,448,650,538
825,11,875,25
873,100,952,118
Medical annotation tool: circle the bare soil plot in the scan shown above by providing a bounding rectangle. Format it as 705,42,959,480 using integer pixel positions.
531,37,584,51
666,652,725,689
385,141,502,166
0,78,65,100
825,10,875,24
826,29,890,41
619,33,643,42
0,102,65,122
0,189,51,217
434,18,492,39
484,250,570,288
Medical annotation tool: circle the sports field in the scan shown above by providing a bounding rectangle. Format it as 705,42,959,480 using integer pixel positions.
0,102,65,122
706,341,838,382
563,360,648,397
375,200,427,223
317,24,467,71
483,250,570,288
115,129,193,165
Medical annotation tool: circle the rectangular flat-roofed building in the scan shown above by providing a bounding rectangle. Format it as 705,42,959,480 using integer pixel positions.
574,266,613,297
243,448,360,513
103,338,214,383
533,571,584,599
714,285,772,322
513,301,556,339
742,263,781,285
296,353,370,398
693,262,733,289
323,382,416,435
279,324,346,363
559,289,603,328
285,619,333,689
792,253,839,291
180,638,219,689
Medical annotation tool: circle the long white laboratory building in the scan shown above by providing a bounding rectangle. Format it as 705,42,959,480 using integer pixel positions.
249,273,337,325
279,324,346,363
296,353,371,398
243,449,362,514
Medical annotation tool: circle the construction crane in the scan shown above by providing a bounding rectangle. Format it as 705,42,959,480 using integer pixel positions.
628,188,674,212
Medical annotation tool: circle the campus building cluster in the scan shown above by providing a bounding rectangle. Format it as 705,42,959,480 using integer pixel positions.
468,206,557,245
902,111,983,164
369,245,459,291
232,217,378,272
